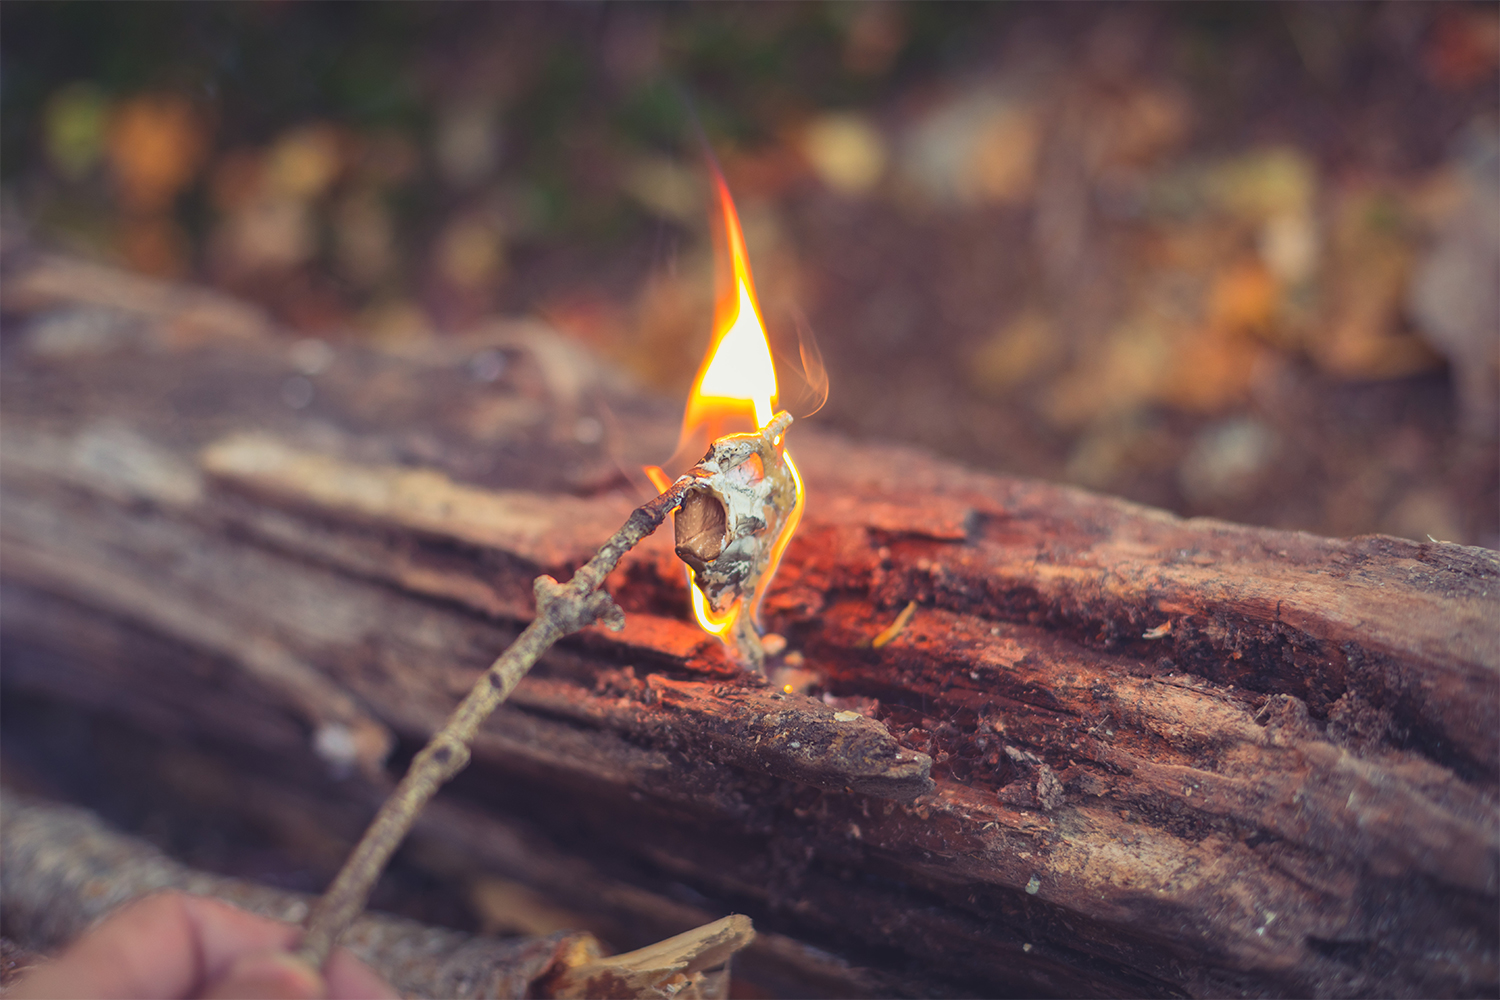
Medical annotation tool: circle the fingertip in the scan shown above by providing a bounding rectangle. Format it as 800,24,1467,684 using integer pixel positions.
201,950,326,1000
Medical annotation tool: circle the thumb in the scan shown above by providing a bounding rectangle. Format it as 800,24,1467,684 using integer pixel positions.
200,949,327,1000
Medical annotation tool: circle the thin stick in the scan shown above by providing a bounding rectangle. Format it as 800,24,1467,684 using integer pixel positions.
297,478,692,968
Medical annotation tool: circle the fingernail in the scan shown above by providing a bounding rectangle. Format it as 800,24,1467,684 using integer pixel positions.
202,950,326,1000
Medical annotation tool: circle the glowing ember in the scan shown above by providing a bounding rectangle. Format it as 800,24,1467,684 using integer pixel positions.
645,172,808,661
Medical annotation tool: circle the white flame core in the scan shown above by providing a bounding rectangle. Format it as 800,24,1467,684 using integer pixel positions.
694,278,777,431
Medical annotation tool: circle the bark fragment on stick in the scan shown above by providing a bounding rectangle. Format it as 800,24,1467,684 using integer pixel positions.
674,412,798,670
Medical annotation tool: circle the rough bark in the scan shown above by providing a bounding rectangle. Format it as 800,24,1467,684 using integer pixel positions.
2,252,1496,998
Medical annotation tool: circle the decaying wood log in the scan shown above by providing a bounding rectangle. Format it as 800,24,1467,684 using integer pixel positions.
0,797,749,1000
2,251,1497,998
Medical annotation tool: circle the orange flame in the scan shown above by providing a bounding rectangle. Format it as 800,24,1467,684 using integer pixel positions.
685,174,778,441
646,173,806,643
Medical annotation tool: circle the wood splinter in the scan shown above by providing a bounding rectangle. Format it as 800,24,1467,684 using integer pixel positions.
544,915,754,1000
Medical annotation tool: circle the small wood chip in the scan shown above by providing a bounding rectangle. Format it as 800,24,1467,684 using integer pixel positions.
546,914,754,1000
871,601,918,649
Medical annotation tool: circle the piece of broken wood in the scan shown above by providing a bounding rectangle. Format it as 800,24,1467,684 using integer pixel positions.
1,251,1495,998
543,916,753,1000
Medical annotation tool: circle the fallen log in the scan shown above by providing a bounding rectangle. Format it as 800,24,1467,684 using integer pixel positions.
0,797,751,1000
1,252,1496,998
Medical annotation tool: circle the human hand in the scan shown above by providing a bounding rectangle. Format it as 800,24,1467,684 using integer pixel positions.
11,891,396,999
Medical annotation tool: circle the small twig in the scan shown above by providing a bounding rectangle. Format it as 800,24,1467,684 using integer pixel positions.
297,477,692,969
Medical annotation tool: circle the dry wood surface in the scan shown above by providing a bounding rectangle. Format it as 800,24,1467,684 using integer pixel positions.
2,251,1496,998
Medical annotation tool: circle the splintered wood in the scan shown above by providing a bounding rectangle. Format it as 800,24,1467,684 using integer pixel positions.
1,253,1496,999
544,916,753,1000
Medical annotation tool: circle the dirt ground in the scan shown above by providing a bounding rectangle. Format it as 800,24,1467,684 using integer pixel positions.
3,3,1496,536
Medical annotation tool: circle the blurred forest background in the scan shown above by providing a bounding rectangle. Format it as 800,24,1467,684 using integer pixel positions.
3,1,1497,546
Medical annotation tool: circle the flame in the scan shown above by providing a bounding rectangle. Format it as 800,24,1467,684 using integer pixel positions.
683,174,779,442
648,173,807,644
